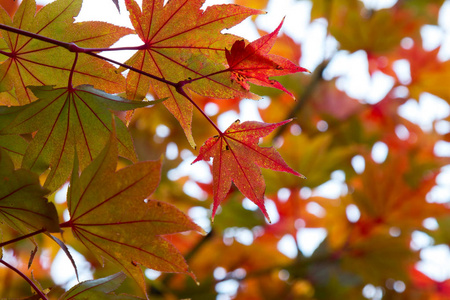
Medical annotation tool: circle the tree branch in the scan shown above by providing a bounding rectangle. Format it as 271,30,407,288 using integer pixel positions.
273,59,329,139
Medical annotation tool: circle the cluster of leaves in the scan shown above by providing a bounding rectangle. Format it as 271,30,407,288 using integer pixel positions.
0,0,308,298
2,0,450,299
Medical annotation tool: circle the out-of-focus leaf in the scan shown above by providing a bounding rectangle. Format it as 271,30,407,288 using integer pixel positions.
329,5,420,55
0,149,59,235
0,134,27,168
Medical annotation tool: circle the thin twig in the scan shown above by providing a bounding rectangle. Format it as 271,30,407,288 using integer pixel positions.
0,259,48,300
0,228,46,248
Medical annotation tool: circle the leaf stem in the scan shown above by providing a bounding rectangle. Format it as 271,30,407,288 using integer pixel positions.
175,84,223,135
68,52,78,91
0,259,48,300
59,221,72,228
0,228,46,248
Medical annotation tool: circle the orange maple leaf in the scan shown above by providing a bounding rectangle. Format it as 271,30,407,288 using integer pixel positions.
225,19,309,98
193,119,304,222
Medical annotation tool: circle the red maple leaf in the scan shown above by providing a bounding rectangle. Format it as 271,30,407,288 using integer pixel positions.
193,119,304,221
225,19,309,98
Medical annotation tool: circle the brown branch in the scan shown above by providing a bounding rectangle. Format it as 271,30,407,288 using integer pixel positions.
273,59,329,139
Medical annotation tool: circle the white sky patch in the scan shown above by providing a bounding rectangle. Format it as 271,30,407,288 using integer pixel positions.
265,199,280,224
218,111,240,131
277,234,298,258
234,228,254,245
242,198,258,211
423,218,439,231
439,2,450,60
216,279,239,298
352,155,366,174
417,245,450,282
145,269,161,280
398,93,450,131
301,19,330,70
360,0,397,10
168,157,212,183
346,204,361,223
435,120,450,135
421,25,443,51
365,71,395,104
183,180,208,200
371,141,389,164
50,246,93,290
435,142,450,157
165,142,178,160
312,179,346,199
55,182,69,204
297,228,327,257
393,59,412,85
239,99,263,122
188,207,212,233
305,202,326,217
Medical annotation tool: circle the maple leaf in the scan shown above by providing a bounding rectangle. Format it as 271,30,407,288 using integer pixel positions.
225,19,309,98
192,119,304,221
123,0,263,147
59,272,140,300
0,85,158,192
0,0,133,105
0,149,59,236
65,135,204,294
0,134,27,168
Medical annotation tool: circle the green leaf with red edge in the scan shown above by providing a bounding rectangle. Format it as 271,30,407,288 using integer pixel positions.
0,0,133,105
123,0,263,147
225,19,309,98
192,119,304,221
0,149,59,236
66,135,204,295
0,85,158,192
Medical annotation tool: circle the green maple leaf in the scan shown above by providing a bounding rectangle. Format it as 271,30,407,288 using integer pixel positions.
0,149,59,236
64,136,204,294
0,134,27,168
0,0,133,105
59,272,142,300
0,85,158,192
123,0,263,147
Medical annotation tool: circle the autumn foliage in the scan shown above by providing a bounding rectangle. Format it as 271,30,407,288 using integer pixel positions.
0,0,450,299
